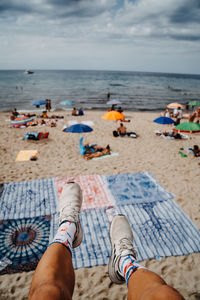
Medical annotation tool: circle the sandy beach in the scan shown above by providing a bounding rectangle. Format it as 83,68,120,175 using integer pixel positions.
0,110,199,300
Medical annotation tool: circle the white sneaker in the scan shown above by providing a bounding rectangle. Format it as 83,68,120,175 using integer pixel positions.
59,182,83,248
108,214,137,284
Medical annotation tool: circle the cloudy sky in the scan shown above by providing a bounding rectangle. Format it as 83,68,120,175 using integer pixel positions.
0,0,200,74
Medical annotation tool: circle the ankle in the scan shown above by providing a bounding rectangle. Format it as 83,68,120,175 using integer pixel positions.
49,221,76,252
119,255,143,285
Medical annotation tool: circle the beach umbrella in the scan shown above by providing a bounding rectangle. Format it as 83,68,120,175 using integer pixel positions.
11,116,34,127
107,99,122,105
173,122,200,133
167,102,184,109
60,100,74,105
63,124,93,133
101,111,125,121
31,99,47,106
153,116,175,125
188,100,200,107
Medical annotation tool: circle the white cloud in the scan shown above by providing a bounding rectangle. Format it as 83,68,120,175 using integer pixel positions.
0,0,199,73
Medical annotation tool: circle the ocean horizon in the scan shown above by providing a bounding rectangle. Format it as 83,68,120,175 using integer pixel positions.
0,69,200,112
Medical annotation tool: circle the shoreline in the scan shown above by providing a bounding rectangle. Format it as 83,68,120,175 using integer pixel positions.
0,110,199,299
0,107,170,114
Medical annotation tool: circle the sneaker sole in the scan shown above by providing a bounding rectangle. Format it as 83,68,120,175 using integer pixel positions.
72,221,83,248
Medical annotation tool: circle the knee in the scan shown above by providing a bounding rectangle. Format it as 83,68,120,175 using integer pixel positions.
29,282,72,300
146,284,184,300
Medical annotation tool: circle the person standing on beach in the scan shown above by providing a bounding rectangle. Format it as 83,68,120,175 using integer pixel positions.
45,99,52,112
72,107,78,116
175,106,183,125
29,182,184,300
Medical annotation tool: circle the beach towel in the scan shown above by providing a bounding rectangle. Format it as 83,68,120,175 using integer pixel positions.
68,120,78,125
81,120,94,126
55,175,113,210
0,178,58,220
15,150,38,161
23,132,49,140
0,216,51,274
92,152,119,160
71,200,200,269
1,172,200,274
181,147,200,158
179,151,187,157
102,172,174,205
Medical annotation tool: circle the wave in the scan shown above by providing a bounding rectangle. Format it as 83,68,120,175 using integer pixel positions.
168,86,184,92
109,83,125,87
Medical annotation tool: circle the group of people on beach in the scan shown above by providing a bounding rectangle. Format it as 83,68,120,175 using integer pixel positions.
8,101,199,299
72,107,84,116
164,105,200,124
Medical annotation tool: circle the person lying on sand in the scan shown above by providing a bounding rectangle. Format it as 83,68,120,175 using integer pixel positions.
83,145,111,160
192,145,200,157
163,131,182,139
120,117,130,122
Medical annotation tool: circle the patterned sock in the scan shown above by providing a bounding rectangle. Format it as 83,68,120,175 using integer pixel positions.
119,255,144,285
49,221,76,253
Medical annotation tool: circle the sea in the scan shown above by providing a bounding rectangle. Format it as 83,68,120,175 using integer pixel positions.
0,70,200,112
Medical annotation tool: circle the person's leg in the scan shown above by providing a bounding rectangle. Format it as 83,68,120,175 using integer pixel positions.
108,215,184,300
29,244,74,300
127,268,183,300
29,182,83,300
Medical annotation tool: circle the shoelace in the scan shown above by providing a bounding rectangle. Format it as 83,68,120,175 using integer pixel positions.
117,238,137,258
61,206,80,222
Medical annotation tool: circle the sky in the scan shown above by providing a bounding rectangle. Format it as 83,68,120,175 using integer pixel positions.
0,0,200,74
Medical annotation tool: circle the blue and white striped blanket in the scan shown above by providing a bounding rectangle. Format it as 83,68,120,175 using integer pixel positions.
0,172,199,273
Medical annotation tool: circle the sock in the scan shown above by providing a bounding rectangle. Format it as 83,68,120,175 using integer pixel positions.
49,221,76,253
119,255,144,285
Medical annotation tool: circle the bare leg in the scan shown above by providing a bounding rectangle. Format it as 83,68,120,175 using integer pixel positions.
108,215,184,300
29,243,74,300
127,268,184,300
29,182,83,300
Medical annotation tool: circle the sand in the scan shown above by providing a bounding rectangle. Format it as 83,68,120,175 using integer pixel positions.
0,110,199,300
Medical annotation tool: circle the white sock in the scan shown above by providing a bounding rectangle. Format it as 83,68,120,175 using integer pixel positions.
119,255,144,285
49,221,76,253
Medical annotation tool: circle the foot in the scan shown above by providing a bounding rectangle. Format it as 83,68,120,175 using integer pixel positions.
108,215,137,284
59,182,83,248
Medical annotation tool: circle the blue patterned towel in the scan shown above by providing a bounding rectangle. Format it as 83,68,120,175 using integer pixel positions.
0,173,199,273
102,172,174,205
0,178,58,220
72,200,200,269
0,216,51,275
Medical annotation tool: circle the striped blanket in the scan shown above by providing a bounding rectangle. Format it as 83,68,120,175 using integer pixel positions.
0,172,199,274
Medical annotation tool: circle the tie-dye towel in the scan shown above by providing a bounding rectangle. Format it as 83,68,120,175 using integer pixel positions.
0,172,199,274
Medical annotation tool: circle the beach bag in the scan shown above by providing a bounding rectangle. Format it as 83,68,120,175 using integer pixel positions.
113,130,119,137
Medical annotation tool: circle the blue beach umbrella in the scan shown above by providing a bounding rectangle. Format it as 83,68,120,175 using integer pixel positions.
64,124,93,133
31,99,47,106
60,100,74,105
153,116,175,125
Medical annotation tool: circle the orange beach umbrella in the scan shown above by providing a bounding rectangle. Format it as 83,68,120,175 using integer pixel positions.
101,111,125,121
167,102,184,109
